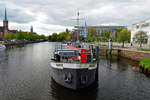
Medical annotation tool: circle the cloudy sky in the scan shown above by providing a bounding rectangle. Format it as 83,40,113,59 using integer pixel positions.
0,0,150,35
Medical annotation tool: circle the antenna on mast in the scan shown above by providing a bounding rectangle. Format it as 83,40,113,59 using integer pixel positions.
71,9,84,42
72,9,84,41
77,9,80,42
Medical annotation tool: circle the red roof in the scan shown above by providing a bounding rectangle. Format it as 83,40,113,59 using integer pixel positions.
9,30,18,33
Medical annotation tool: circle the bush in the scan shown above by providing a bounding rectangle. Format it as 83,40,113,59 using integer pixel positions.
140,58,150,70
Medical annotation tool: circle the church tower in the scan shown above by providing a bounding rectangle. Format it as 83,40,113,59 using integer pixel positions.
30,25,33,33
3,8,9,35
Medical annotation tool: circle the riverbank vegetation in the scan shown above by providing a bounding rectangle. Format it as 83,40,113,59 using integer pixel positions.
140,58,150,70
48,32,72,42
4,31,46,41
82,29,131,43
48,29,131,43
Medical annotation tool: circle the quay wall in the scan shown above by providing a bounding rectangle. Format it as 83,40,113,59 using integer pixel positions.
99,47,150,61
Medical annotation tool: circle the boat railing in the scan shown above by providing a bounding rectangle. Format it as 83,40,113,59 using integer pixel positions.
51,60,96,64
51,56,96,64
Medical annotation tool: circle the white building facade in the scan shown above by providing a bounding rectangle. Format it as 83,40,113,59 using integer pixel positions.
131,19,150,45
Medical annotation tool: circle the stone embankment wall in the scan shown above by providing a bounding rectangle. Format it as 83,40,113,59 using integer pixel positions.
99,47,150,61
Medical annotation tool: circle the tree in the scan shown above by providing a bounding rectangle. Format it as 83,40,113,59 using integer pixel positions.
117,29,131,48
133,30,148,47
48,35,52,41
16,31,25,40
4,33,16,40
40,34,46,40
51,33,58,41
48,31,72,42
101,30,110,41
88,28,97,37
65,33,72,41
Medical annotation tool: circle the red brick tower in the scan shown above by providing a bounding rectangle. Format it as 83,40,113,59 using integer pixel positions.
3,8,8,37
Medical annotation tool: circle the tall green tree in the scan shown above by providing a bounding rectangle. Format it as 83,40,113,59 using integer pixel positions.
4,30,46,41
117,29,131,47
48,32,72,42
16,31,25,40
101,30,110,41
40,34,46,40
4,33,16,40
88,28,97,37
65,33,72,41
133,30,148,47
51,33,58,41
48,35,52,41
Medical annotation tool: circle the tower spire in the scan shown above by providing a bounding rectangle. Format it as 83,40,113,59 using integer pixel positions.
30,25,33,33
4,8,8,21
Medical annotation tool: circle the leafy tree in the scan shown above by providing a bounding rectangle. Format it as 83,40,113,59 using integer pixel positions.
16,31,25,40
40,34,46,40
4,30,46,41
65,33,72,41
101,30,110,41
117,29,131,47
48,35,52,41
133,30,148,47
58,32,67,41
88,28,97,37
51,33,58,41
48,32,72,42
4,33,16,40
28,33,34,40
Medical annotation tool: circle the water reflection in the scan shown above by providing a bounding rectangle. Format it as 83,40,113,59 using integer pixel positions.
50,78,98,100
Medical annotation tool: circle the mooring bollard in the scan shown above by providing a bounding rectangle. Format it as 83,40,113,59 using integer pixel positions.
145,68,148,76
139,66,142,72
95,46,99,82
142,67,144,72
148,70,150,76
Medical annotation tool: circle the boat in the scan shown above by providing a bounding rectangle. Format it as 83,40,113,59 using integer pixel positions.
0,44,6,50
50,42,99,90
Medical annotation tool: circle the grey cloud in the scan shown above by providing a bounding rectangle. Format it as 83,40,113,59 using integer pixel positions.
8,9,36,24
1,0,150,34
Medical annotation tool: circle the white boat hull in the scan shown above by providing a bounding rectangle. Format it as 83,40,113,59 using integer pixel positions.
0,45,6,50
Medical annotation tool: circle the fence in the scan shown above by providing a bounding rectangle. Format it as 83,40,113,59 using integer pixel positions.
91,42,150,50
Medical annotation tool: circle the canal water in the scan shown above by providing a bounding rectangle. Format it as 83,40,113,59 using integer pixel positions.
0,42,150,100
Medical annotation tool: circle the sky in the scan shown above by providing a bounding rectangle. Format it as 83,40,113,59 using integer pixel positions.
0,0,150,36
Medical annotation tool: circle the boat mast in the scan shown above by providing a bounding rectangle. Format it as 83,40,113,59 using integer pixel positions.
72,9,84,42
77,10,79,42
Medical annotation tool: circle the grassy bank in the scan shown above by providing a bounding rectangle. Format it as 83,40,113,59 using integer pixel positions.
140,58,150,70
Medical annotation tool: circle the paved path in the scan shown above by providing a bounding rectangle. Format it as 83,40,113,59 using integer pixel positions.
91,42,150,52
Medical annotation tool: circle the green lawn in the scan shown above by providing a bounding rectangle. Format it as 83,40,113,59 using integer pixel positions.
140,58,150,70
138,49,150,52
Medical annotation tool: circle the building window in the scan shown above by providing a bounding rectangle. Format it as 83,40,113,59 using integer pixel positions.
141,23,149,28
136,25,139,29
